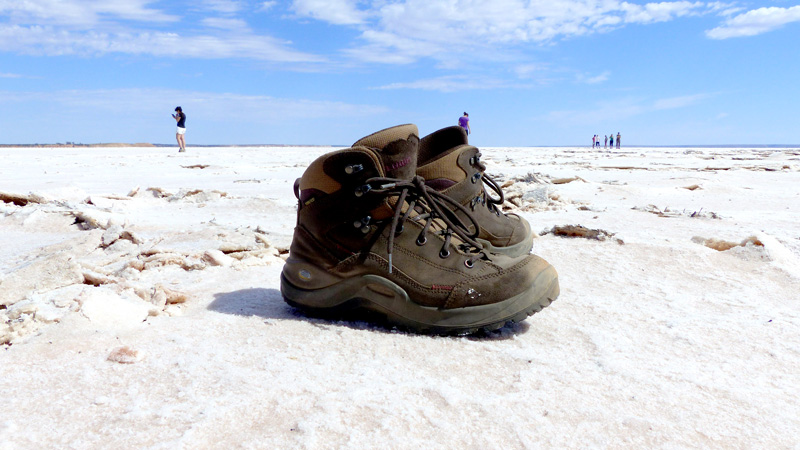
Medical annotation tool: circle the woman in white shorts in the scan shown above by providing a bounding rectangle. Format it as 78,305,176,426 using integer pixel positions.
172,106,186,152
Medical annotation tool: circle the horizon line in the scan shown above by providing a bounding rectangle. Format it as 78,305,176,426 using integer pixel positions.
1,143,799,149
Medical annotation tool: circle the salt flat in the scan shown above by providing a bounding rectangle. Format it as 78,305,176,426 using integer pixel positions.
1,144,799,448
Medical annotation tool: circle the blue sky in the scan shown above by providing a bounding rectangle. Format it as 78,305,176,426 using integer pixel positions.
1,1,798,146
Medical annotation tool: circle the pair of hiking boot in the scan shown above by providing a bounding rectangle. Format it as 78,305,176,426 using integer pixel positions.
280,124,559,335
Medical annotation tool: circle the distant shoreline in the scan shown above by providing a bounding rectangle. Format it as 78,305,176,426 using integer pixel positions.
0,143,338,148
0,143,797,149
0,143,157,148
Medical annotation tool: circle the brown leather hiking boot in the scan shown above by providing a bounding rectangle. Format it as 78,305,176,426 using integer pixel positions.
418,126,534,257
280,124,558,335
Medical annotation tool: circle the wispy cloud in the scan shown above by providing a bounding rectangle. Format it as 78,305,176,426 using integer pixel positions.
577,71,611,84
706,6,800,39
546,92,714,124
0,88,389,121
197,0,246,15
619,1,708,24
2,0,775,71
201,17,250,31
294,0,735,65
258,2,278,13
0,0,323,64
514,64,545,79
371,75,531,93
0,24,322,63
0,0,178,26
291,0,367,25
653,93,710,110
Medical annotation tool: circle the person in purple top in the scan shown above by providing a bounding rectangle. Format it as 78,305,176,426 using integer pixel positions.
458,112,470,135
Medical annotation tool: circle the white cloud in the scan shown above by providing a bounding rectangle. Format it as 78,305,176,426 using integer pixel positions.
0,88,389,121
620,1,706,24
292,0,367,25
0,72,22,78
577,71,611,84
514,64,545,79
198,0,245,14
652,93,709,110
202,17,250,31
0,0,326,65
705,2,744,17
0,0,178,26
0,24,322,63
547,101,643,125
343,29,441,64
1,0,762,71
546,92,711,124
258,2,278,13
293,0,733,65
706,6,800,39
371,75,531,93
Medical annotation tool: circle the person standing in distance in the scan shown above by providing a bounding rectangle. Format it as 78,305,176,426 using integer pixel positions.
172,106,186,153
616,132,621,149
458,112,471,135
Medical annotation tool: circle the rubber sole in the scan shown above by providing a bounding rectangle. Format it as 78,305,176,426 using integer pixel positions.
280,265,559,336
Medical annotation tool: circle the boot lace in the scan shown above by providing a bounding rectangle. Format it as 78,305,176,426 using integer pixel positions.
358,175,487,273
468,152,505,216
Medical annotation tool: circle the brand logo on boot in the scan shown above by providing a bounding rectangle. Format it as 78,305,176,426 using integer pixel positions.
385,156,411,173
298,269,312,281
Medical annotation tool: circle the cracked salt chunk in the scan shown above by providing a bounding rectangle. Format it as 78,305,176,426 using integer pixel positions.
203,249,235,267
78,287,150,329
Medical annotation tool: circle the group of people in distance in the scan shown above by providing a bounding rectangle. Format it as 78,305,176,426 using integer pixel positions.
461,114,620,151
169,110,618,153
592,133,621,149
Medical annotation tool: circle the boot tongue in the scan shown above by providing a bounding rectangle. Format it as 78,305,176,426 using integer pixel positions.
355,125,475,249
418,126,468,166
353,124,419,179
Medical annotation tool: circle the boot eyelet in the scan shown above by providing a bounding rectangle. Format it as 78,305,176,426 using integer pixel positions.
355,184,371,197
471,173,481,184
464,259,474,268
345,164,363,174
439,249,451,258
394,224,404,235
416,236,427,246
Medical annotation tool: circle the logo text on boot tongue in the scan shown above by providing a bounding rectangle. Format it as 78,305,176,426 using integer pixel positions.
385,156,411,173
